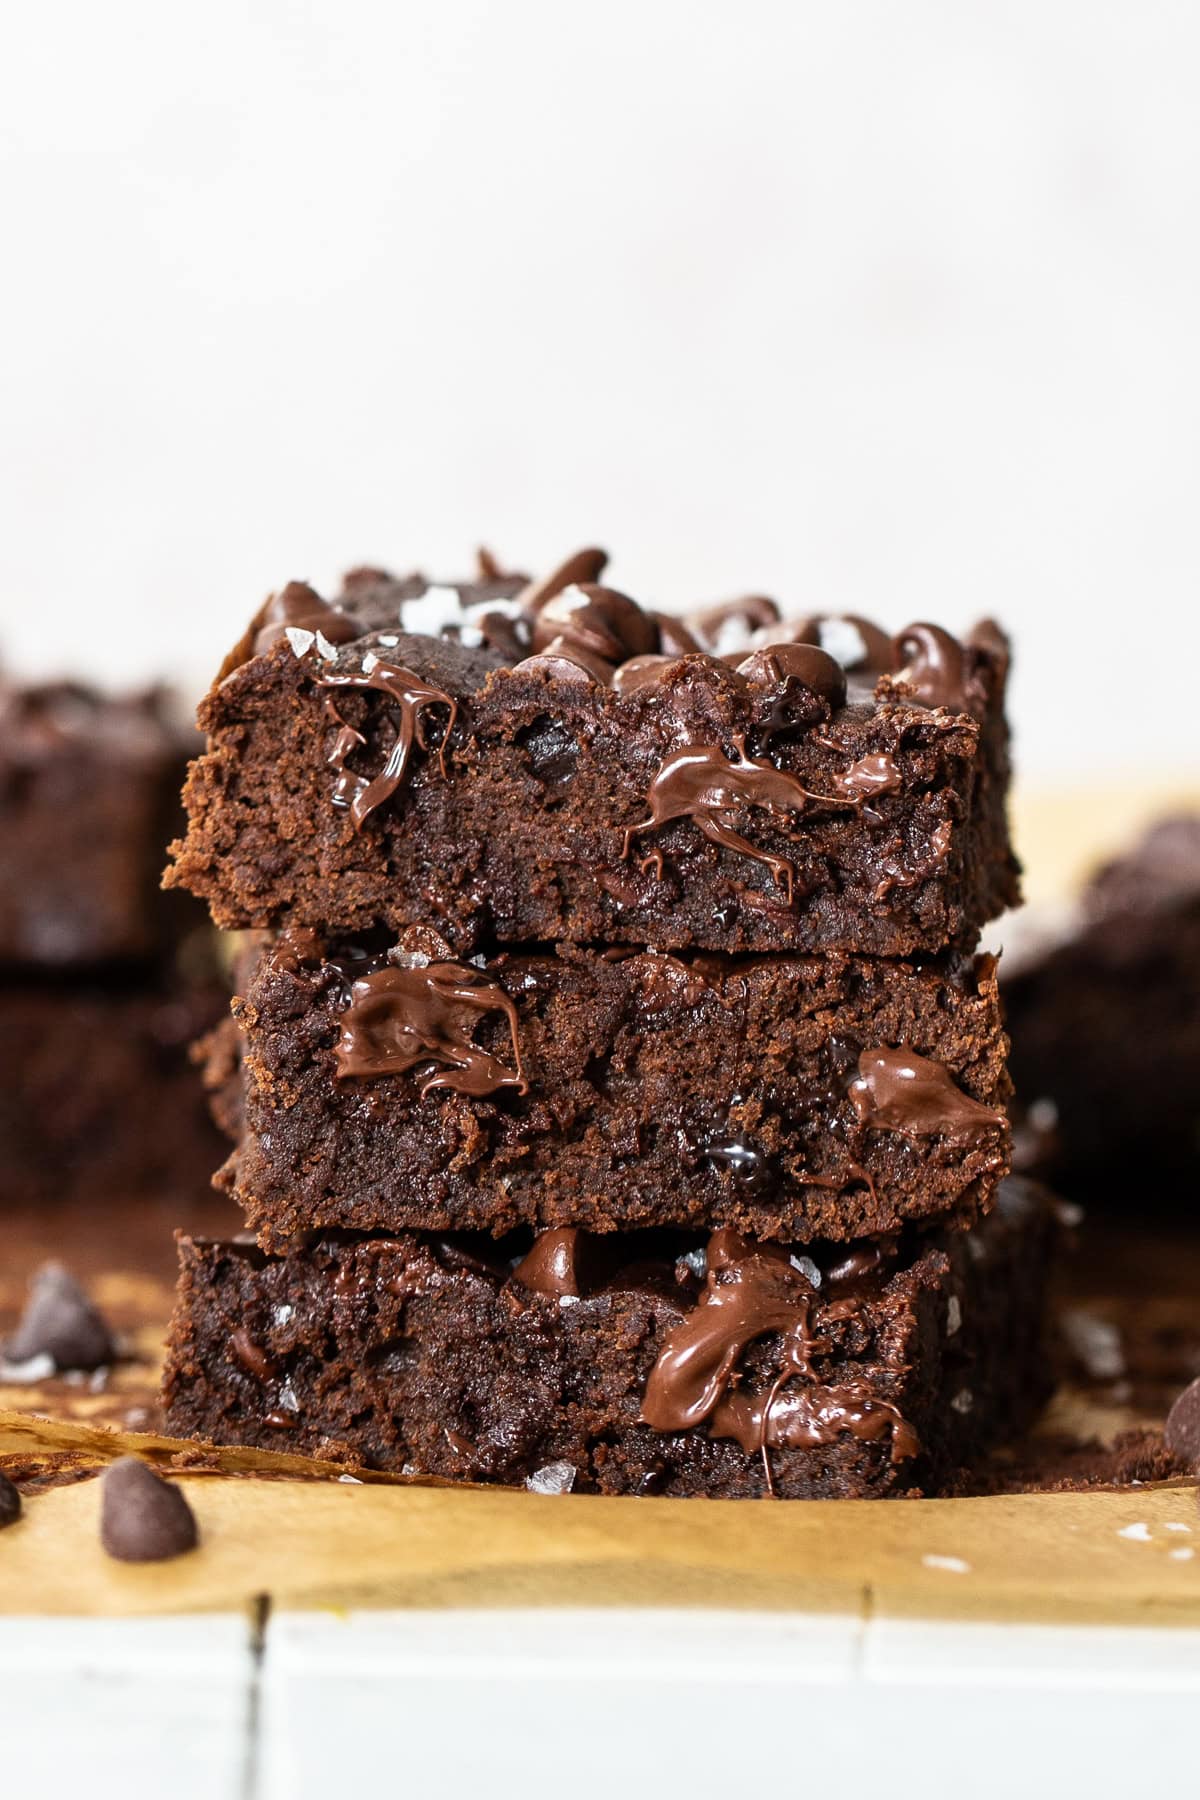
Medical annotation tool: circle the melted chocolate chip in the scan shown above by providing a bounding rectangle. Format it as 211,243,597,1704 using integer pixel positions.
335,959,526,1098
511,640,615,686
891,623,984,717
640,1231,819,1436
610,651,741,696
711,1380,919,1462
823,1241,895,1293
827,752,901,804
316,658,458,828
702,1136,776,1194
639,1228,917,1490
4,1263,117,1371
611,653,679,694
100,1458,198,1563
1164,1377,1200,1468
229,1327,278,1381
735,643,847,709
849,1048,1005,1143
872,816,953,902
272,925,325,971
621,738,854,904
0,1472,21,1529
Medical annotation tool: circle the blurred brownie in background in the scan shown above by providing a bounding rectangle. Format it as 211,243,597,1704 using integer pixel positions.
0,681,192,966
1004,815,1200,1197
0,673,225,1207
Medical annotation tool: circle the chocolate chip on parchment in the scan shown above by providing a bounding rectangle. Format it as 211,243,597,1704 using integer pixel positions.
1164,1377,1200,1468
3,1262,118,1371
100,1458,198,1563
0,1472,21,1528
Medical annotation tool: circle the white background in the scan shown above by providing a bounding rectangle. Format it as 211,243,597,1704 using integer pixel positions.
1,1,1198,781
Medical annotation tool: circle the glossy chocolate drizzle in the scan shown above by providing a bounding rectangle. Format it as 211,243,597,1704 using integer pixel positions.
316,658,458,829
849,1047,1005,1143
641,1228,916,1492
621,737,853,905
334,959,526,1099
712,1380,919,1463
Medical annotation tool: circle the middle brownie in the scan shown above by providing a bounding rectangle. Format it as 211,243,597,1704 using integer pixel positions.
216,928,1011,1250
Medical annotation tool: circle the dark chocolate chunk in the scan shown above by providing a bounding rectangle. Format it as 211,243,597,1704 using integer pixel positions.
4,1262,118,1370
1164,1377,1200,1468
0,1472,21,1528
100,1458,199,1563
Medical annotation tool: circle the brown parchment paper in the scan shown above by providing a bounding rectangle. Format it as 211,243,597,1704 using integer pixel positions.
0,1405,1197,1622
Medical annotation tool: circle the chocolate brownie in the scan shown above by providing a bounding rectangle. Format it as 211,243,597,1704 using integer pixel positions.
217,927,1011,1248
0,679,195,967
1005,815,1200,1192
166,553,1018,956
0,970,225,1207
161,1177,1056,1498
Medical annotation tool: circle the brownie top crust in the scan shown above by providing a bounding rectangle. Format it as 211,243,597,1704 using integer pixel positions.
171,547,1018,954
223,551,1009,802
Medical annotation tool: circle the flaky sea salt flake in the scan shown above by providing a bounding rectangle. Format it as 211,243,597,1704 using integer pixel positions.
526,1461,576,1495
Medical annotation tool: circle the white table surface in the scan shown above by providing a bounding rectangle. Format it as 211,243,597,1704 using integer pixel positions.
5,1609,1197,1798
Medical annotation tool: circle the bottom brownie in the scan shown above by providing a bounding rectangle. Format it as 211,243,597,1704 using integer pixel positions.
0,970,225,1207
162,1178,1055,1499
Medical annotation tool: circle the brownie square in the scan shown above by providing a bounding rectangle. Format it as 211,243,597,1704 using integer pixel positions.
167,561,1018,957
0,680,193,968
216,929,1011,1248
0,972,225,1207
161,1177,1056,1499
1005,815,1200,1191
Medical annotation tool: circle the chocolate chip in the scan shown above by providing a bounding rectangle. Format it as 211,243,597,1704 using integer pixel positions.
100,1458,198,1563
1164,1377,1200,1469
735,642,847,708
0,1472,21,1528
511,640,614,686
3,1262,118,1371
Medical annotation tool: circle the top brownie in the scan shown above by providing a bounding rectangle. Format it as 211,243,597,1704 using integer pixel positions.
167,550,1019,955
0,677,194,968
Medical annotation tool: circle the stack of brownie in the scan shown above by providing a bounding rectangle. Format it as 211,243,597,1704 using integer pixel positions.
161,550,1055,1498
0,679,222,1209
